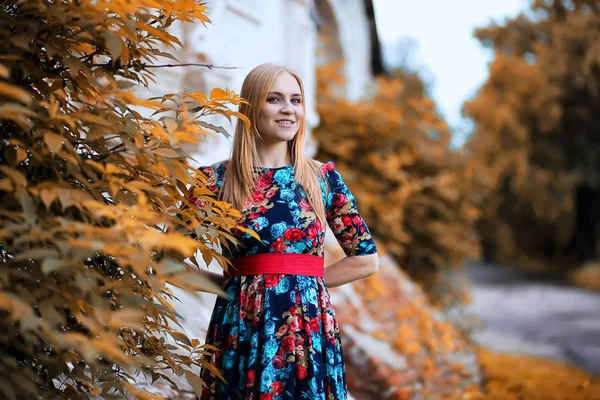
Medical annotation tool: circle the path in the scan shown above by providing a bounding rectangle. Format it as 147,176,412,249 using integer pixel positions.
465,261,600,375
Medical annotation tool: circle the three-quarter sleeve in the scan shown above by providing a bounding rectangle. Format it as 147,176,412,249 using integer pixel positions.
323,162,377,257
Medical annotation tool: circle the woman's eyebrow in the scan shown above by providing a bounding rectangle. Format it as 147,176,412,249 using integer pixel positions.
268,91,302,97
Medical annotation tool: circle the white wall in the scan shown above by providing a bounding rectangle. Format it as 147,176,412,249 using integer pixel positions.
328,0,374,101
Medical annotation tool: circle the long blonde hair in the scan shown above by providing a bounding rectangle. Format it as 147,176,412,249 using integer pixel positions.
221,63,327,225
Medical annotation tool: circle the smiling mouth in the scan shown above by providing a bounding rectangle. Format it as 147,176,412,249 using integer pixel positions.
275,120,295,126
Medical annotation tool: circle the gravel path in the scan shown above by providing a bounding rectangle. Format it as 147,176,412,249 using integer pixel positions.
465,261,600,375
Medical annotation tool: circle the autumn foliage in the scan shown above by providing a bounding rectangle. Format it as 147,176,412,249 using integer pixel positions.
475,347,600,400
0,1,248,398
314,65,484,305
465,0,600,279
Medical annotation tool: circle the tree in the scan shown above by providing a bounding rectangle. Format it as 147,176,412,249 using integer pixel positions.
314,64,484,306
464,0,600,273
0,1,250,397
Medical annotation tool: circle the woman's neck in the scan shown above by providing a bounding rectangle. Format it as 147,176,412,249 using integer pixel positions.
257,142,291,168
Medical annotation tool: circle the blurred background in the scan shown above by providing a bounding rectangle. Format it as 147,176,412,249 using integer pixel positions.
148,0,600,398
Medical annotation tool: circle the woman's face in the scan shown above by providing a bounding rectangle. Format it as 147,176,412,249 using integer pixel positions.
256,71,304,145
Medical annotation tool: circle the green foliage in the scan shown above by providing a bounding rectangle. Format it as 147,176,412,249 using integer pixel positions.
0,0,248,398
465,0,600,271
315,65,484,306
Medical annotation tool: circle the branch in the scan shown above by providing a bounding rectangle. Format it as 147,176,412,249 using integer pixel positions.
143,63,241,70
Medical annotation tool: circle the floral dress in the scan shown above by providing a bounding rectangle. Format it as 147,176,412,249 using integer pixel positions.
193,161,377,400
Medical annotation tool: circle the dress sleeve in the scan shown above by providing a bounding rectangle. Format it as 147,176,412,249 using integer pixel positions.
323,162,377,257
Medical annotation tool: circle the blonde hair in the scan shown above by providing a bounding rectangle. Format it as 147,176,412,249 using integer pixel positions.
221,63,327,224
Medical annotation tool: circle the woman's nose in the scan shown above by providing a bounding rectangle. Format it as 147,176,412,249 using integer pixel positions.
280,103,293,114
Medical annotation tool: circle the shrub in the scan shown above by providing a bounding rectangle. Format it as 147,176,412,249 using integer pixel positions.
0,1,249,397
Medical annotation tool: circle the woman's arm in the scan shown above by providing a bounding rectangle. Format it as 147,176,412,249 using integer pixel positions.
324,253,379,288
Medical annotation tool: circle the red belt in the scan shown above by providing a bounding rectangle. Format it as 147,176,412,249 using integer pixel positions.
227,253,324,277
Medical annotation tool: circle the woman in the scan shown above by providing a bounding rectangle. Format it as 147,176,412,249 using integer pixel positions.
189,63,379,400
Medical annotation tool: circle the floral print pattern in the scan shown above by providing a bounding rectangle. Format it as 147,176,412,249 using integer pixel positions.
195,161,377,400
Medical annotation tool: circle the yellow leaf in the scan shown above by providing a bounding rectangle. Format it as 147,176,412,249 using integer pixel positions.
171,331,192,346
0,64,8,79
153,148,180,158
110,309,145,330
185,370,206,395
104,31,122,61
84,159,106,173
209,87,229,101
0,166,27,187
0,179,14,192
165,272,224,296
0,292,33,321
15,148,27,164
44,132,64,153
105,163,127,175
0,82,31,105
40,188,60,208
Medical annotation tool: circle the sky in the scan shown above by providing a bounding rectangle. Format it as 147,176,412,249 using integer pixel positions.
372,0,530,147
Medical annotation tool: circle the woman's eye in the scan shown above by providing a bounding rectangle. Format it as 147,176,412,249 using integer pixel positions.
292,98,302,104
267,97,280,102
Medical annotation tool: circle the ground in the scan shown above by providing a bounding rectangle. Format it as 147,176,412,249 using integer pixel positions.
466,260,600,375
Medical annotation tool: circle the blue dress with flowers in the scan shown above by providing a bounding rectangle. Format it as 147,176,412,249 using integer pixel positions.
191,161,377,400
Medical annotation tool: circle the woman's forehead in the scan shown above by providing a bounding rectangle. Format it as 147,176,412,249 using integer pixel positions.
269,72,301,94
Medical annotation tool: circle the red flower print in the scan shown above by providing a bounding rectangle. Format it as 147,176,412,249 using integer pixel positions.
271,381,285,396
256,174,273,191
342,215,353,227
277,325,289,336
258,205,268,214
306,223,319,239
331,193,347,208
296,364,308,380
264,274,279,288
248,212,260,220
288,305,297,315
332,217,344,232
252,190,265,203
314,217,322,230
289,316,300,332
260,393,272,400
309,317,320,332
295,345,304,359
283,228,305,242
265,188,277,199
272,237,287,252
272,355,285,369
231,227,243,237
282,335,295,353
352,214,363,225
299,198,312,210
320,162,335,173
246,370,255,387
324,314,335,331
